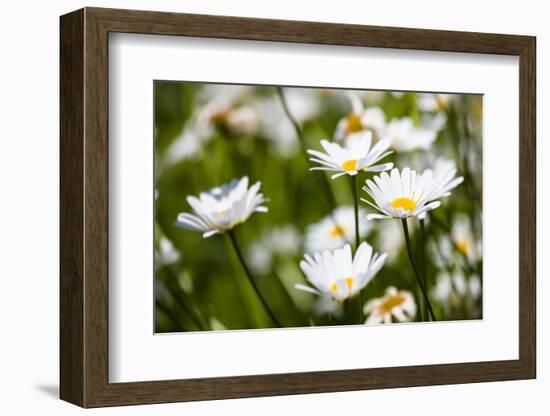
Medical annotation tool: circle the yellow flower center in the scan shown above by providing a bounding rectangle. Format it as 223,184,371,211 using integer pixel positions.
345,113,364,133
211,109,229,124
456,238,471,255
391,197,417,212
341,159,358,172
329,224,347,238
330,277,354,293
435,96,448,111
379,294,405,314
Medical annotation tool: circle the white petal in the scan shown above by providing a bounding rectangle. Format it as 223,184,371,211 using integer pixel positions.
294,283,322,296
364,162,394,172
203,229,220,238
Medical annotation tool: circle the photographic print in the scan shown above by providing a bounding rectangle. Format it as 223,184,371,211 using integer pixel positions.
154,82,482,332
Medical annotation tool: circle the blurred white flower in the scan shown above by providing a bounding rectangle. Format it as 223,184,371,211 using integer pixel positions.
431,214,481,268
417,158,464,219
364,286,416,324
420,112,447,132
416,94,450,139
164,86,258,165
245,89,323,157
334,92,386,141
209,317,227,331
296,243,387,302
312,296,344,318
198,84,254,104
155,236,180,268
358,90,386,106
247,225,302,275
255,96,300,156
375,219,405,263
382,117,438,152
308,132,393,179
225,106,259,135
417,93,453,112
176,176,268,238
195,99,259,138
362,168,442,220
451,215,481,264
255,89,321,157
305,206,370,253
165,126,204,163
281,88,321,123
430,158,464,199
432,269,481,311
468,274,482,299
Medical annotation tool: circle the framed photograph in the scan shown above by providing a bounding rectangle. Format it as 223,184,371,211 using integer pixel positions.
60,7,536,408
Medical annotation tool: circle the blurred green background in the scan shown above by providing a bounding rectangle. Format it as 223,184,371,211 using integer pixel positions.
154,82,483,332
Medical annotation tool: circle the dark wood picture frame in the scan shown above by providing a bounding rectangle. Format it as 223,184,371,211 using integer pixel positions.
60,7,536,408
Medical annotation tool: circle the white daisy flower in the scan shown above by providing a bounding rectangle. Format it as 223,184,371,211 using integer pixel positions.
304,206,370,253
364,286,417,324
430,158,464,200
382,117,438,152
334,92,386,141
296,243,387,302
417,158,464,220
362,168,442,220
307,132,393,180
176,176,268,238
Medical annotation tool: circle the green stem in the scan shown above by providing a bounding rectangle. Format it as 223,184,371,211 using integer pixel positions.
351,175,360,250
272,266,308,326
401,219,436,321
419,218,428,321
344,296,363,324
161,273,207,330
360,289,365,322
276,87,338,211
227,230,282,327
358,294,363,323
276,87,304,145
156,299,189,332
